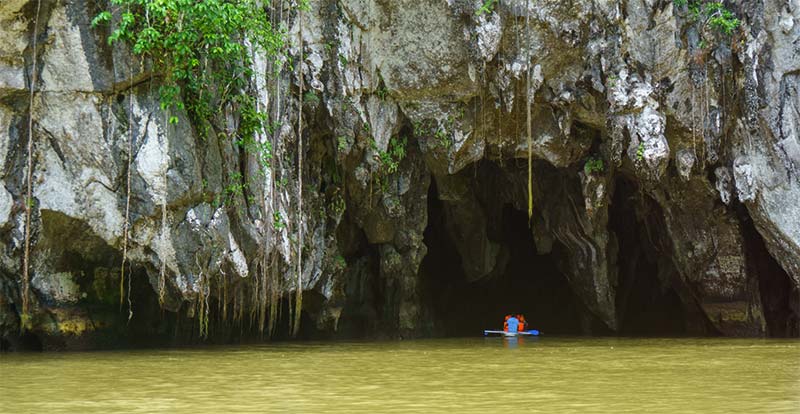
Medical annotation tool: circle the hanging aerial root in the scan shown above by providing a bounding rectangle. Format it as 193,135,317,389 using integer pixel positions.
21,0,43,329
292,3,305,338
525,0,533,221
120,32,134,311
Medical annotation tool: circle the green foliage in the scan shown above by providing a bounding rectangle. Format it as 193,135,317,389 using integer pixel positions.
636,142,645,161
673,0,740,36
213,171,249,209
273,211,286,230
376,136,407,175
334,255,346,271
705,2,740,35
412,120,425,137
434,127,451,149
304,90,320,106
412,118,453,149
584,157,604,175
329,192,346,216
375,85,389,100
337,136,349,153
476,0,498,16
276,176,289,189
297,0,311,12
93,0,285,143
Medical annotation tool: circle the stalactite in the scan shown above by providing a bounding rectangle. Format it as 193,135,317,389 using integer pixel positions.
526,0,533,221
292,4,304,338
21,0,43,329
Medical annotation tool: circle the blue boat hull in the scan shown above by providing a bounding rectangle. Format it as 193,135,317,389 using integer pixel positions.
484,329,540,337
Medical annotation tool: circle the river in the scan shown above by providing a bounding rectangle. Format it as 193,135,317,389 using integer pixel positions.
1,337,798,413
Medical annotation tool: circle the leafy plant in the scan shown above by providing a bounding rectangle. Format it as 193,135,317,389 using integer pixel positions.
376,136,407,175
304,90,320,106
704,2,740,35
375,85,389,100
476,0,498,16
337,136,349,153
92,0,284,142
412,120,426,137
636,142,646,161
273,211,286,230
673,0,740,36
334,255,347,271
584,157,605,175
434,127,451,149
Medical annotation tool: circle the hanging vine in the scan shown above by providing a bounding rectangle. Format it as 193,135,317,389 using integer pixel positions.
93,0,290,336
120,46,133,315
292,0,310,338
525,0,533,221
158,110,169,307
21,0,44,329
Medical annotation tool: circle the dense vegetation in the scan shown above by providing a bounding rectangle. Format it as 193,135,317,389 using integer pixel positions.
90,0,306,337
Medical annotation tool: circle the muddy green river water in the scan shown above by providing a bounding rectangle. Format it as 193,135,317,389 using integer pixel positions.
1,337,799,413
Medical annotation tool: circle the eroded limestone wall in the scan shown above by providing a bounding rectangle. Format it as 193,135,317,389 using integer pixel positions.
1,0,799,349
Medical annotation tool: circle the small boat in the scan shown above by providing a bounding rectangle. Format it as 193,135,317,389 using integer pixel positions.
484,329,540,337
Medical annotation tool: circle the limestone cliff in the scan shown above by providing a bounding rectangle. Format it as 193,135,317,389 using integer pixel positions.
1,0,799,350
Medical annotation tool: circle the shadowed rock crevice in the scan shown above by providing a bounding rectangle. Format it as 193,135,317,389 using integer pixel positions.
740,208,800,338
611,177,712,335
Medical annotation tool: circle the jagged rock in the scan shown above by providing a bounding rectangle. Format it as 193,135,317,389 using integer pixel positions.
676,149,696,182
1,0,799,348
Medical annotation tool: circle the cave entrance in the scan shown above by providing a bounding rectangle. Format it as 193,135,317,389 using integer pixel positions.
739,208,800,337
420,173,584,337
610,177,692,335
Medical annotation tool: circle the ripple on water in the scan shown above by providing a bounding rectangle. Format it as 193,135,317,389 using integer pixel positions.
1,337,798,413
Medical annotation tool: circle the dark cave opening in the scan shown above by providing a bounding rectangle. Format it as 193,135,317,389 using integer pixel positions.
420,173,584,337
739,208,800,337
610,177,692,335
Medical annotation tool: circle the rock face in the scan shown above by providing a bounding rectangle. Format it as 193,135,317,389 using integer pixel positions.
1,0,799,349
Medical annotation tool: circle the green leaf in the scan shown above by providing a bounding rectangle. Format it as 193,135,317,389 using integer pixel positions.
91,11,112,28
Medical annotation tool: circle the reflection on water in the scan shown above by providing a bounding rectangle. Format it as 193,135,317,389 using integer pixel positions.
1,337,799,413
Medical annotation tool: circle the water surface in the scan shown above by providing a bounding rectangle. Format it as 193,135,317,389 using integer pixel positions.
2,337,799,413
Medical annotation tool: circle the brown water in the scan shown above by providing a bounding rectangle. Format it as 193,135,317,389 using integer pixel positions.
1,337,799,413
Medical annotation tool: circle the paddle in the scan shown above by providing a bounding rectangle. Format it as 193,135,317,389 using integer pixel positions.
483,329,540,336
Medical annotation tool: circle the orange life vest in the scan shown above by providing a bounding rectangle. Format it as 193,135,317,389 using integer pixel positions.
517,314,527,331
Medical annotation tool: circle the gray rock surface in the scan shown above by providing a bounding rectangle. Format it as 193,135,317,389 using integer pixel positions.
1,0,798,348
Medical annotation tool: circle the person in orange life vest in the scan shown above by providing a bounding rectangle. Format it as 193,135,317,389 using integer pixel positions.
505,314,520,333
517,314,528,332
